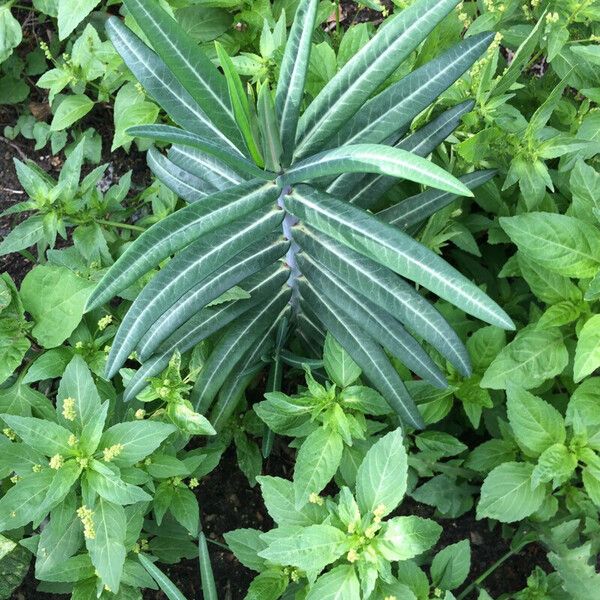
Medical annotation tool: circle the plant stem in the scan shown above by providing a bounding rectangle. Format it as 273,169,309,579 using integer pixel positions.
12,3,43,12
457,545,526,600
205,538,229,551
95,219,146,232
18,249,37,263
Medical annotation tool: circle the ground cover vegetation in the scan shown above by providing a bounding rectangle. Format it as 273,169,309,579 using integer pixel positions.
0,0,599,598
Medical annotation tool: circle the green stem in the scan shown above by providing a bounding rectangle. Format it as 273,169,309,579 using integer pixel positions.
95,219,146,232
12,3,43,12
457,544,527,600
18,249,37,263
205,537,229,551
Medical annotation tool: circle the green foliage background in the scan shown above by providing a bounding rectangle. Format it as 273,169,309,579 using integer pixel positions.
0,0,600,598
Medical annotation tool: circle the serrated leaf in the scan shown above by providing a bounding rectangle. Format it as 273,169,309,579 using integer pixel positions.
356,428,407,517
477,462,546,523
293,428,344,508
574,314,600,383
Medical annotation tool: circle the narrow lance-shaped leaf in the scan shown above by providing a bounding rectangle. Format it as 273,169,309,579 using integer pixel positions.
105,208,283,378
129,125,269,180
279,144,473,197
86,180,279,311
138,554,188,600
297,252,448,387
257,83,283,172
121,0,243,150
299,283,425,429
286,185,514,330
215,42,264,167
106,17,243,158
193,290,292,413
332,32,493,148
199,531,218,600
294,227,470,375
135,237,289,362
294,0,461,159
377,170,497,231
347,100,475,208
276,0,318,164
210,312,288,430
122,265,289,402
147,146,211,204
168,145,243,189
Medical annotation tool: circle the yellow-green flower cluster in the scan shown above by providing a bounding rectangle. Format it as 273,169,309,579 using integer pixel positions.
2,428,16,441
97,315,113,331
77,506,96,539
49,454,64,470
103,443,124,462
62,397,77,421
308,492,324,506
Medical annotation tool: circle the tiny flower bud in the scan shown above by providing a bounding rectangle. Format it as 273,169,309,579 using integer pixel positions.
77,506,96,539
62,397,77,421
2,428,16,441
308,492,324,505
135,409,146,420
347,548,359,563
189,478,199,489
103,444,124,462
97,315,113,331
49,454,64,470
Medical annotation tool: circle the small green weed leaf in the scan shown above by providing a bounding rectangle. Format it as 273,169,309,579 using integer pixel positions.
21,265,95,349
356,428,407,517
431,539,471,590
574,314,600,382
50,94,95,131
481,326,568,390
258,524,348,573
1,414,72,456
0,470,54,532
306,564,360,600
506,387,566,457
257,476,327,527
86,498,127,593
293,428,344,509
375,516,442,561
97,421,177,467
477,462,547,523
531,444,577,489
323,333,361,388
223,528,267,572
500,212,600,278
245,569,289,600
57,0,101,39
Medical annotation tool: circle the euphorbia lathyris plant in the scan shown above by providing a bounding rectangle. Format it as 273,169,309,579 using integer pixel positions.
87,0,514,428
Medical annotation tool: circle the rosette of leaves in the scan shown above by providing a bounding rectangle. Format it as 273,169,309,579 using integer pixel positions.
225,428,445,599
0,355,200,594
87,0,514,429
473,384,600,524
